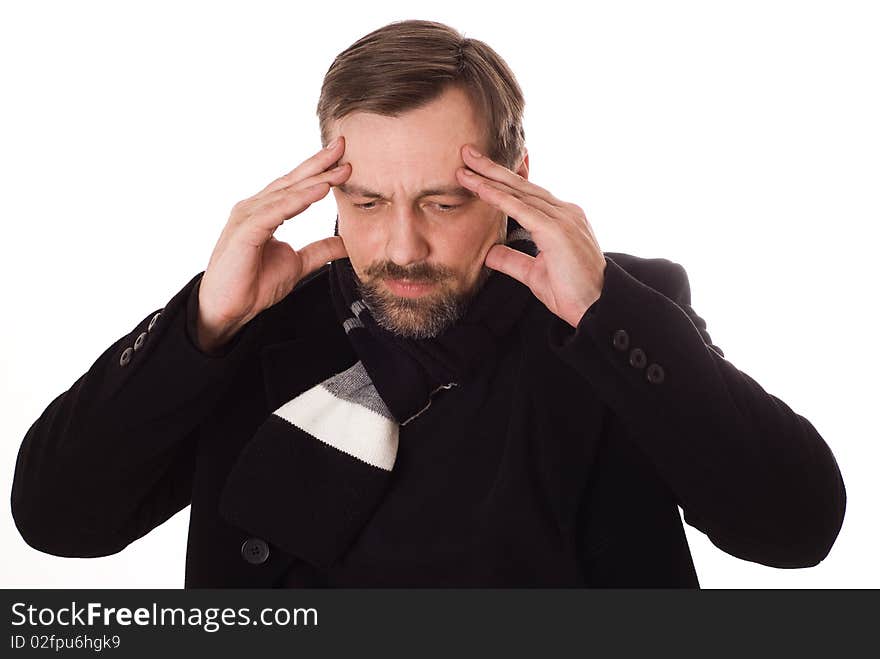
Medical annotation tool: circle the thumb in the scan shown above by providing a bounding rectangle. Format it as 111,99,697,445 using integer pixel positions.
299,235,349,278
484,243,534,287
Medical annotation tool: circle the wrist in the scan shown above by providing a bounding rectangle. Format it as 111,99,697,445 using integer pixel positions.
195,313,241,355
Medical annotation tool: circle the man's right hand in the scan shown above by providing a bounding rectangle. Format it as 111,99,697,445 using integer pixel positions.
195,136,352,353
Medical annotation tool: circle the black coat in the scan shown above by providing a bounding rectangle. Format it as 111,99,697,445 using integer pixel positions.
10,252,847,587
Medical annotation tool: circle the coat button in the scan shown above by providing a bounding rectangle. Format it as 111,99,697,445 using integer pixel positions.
241,537,270,564
646,363,665,384
612,329,629,351
119,346,133,366
629,347,647,368
133,331,147,351
148,311,162,332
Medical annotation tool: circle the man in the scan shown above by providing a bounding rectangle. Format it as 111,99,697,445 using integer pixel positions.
11,19,846,587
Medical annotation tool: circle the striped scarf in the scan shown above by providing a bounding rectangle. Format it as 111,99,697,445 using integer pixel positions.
226,218,538,568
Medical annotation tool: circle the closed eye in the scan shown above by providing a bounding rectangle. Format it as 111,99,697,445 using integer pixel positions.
353,201,462,213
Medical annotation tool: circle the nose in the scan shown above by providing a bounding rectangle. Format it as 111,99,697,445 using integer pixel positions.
384,207,431,270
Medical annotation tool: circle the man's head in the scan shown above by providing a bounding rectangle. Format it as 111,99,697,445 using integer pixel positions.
316,20,528,339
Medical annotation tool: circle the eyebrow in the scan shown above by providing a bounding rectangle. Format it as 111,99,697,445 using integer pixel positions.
336,182,477,200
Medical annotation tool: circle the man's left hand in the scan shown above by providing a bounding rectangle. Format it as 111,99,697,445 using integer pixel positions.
457,144,606,329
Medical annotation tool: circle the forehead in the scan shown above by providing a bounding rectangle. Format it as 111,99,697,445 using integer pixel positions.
328,86,487,197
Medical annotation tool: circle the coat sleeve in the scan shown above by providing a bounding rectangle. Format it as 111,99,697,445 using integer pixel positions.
10,271,264,558
546,255,847,568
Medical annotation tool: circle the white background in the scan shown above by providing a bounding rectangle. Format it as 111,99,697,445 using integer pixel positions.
1,0,877,588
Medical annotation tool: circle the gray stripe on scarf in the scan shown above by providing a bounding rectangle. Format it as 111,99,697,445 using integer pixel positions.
320,359,394,421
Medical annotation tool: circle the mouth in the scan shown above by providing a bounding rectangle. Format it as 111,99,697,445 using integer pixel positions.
384,277,438,297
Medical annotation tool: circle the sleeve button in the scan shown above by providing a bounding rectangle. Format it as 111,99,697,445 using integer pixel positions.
612,329,629,351
133,331,147,351
148,311,162,332
119,346,133,366
628,347,647,368
646,363,665,384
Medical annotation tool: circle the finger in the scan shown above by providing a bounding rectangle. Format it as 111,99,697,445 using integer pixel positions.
249,162,349,215
281,161,351,194
484,243,535,287
461,145,565,208
458,168,561,218
483,172,597,243
457,169,550,235
298,235,349,278
258,136,346,196
240,181,332,235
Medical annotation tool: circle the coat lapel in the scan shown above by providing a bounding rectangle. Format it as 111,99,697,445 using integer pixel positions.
218,287,394,575
219,329,394,571
257,265,358,412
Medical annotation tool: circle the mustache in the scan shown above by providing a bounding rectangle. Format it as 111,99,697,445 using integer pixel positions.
364,261,451,283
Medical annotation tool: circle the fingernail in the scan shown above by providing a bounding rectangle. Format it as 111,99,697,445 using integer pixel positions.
326,137,339,150
467,145,482,158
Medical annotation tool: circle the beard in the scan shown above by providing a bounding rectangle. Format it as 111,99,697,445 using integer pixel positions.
356,263,494,340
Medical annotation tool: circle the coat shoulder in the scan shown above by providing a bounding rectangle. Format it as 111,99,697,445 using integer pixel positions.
518,250,692,341
602,251,691,305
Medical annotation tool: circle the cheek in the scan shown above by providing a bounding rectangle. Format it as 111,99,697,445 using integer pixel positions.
337,213,368,247
338,215,381,277
461,216,505,259
440,231,494,283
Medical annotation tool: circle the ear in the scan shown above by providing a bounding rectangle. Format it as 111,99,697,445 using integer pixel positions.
516,148,530,180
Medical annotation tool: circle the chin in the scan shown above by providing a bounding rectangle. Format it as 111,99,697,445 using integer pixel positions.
359,283,464,340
